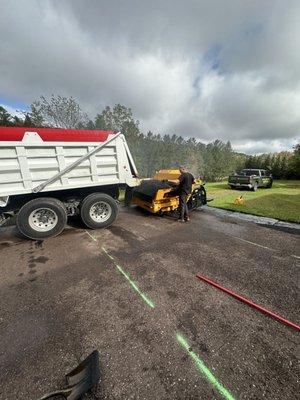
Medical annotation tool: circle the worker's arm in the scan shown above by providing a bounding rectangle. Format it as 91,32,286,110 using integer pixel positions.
167,179,180,185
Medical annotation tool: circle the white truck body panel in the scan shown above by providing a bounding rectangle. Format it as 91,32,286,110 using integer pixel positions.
0,131,139,203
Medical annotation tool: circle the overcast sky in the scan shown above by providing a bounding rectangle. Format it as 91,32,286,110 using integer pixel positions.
1,0,299,154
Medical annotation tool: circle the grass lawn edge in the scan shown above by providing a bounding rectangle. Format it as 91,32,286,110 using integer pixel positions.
205,180,300,224
206,203,300,224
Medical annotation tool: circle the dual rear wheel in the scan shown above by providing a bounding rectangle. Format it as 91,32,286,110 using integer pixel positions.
16,193,118,240
80,193,118,229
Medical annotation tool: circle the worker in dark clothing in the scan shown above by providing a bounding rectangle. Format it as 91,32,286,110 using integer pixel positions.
168,166,195,222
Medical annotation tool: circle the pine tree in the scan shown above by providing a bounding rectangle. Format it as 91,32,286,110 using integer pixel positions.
0,106,13,126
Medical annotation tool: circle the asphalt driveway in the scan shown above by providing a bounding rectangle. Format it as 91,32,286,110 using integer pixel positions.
0,206,299,400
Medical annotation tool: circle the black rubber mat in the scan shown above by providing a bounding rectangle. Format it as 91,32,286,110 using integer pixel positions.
133,180,174,202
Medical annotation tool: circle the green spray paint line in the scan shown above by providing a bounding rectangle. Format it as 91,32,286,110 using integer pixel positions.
101,246,115,260
232,236,274,251
115,264,155,309
101,246,155,309
85,230,98,242
176,333,235,400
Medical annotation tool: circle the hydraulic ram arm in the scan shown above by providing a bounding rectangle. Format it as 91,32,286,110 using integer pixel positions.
32,132,121,193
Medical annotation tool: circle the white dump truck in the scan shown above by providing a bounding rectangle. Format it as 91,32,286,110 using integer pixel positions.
0,127,139,239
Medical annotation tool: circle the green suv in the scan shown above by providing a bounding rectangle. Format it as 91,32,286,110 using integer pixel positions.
228,169,273,191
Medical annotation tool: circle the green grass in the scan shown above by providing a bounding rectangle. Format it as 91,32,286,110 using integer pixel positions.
206,180,300,223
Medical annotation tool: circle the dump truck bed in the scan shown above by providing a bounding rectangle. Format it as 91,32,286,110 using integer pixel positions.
0,127,139,205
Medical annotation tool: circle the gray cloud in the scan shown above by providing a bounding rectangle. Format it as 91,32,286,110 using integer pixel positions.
0,0,299,153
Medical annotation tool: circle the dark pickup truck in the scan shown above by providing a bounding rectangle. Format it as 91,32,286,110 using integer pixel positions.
228,169,273,191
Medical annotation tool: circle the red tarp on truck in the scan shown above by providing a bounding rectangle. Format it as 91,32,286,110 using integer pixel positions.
0,127,114,142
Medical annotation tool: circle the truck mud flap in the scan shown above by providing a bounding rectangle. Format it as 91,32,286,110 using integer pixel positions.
124,186,134,206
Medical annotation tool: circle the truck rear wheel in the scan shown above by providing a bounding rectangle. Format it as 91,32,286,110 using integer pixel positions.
80,193,118,229
17,198,67,240
252,182,258,191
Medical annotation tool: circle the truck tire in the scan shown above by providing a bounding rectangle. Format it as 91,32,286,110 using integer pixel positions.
17,198,67,240
266,181,273,188
80,193,118,229
252,182,258,191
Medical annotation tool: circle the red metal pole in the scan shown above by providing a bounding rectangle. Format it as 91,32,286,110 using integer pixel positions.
196,274,300,332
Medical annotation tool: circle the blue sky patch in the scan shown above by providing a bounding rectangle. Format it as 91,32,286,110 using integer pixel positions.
0,95,29,111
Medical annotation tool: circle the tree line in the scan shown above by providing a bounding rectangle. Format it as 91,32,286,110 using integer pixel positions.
1,95,299,180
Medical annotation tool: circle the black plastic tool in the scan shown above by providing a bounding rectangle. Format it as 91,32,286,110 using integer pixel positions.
38,350,100,400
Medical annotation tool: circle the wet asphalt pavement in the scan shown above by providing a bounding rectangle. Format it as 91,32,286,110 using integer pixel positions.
0,206,299,400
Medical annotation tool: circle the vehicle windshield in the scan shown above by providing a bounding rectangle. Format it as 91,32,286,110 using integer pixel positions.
241,169,260,176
